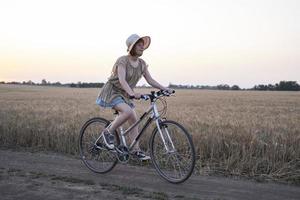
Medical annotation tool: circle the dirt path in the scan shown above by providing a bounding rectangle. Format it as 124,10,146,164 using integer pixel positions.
0,149,299,200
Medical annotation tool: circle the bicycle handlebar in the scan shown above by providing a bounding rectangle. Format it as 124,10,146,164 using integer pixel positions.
129,90,175,101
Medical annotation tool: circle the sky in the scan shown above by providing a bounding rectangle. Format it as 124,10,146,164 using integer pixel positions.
0,0,299,88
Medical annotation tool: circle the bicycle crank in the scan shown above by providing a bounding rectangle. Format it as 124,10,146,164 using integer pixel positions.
115,145,129,163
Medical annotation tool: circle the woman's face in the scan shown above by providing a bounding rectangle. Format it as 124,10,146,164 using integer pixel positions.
131,40,144,57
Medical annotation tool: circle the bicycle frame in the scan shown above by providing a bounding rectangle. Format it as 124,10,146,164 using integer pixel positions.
106,100,175,152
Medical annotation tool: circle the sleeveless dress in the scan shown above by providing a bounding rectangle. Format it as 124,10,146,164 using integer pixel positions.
96,55,147,108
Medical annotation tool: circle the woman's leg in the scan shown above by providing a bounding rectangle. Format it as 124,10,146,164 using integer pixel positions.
126,108,140,151
107,103,140,151
107,103,132,132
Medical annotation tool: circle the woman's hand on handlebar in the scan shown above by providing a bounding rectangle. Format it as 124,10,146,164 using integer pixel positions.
162,88,175,94
129,92,142,99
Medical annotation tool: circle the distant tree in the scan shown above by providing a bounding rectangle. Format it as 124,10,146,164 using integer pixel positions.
26,80,34,85
260,84,267,90
276,81,299,91
253,84,271,90
217,84,230,90
9,81,21,84
267,84,275,91
53,82,61,86
41,79,47,85
231,85,240,90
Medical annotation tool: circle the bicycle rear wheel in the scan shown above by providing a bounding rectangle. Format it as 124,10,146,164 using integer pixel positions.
79,117,119,173
150,120,195,183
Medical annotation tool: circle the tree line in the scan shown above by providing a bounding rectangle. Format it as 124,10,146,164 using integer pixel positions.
0,80,299,91
0,79,104,88
252,81,300,91
168,83,241,90
169,81,300,91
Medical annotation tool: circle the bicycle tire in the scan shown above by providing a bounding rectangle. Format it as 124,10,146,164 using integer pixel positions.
79,117,119,173
150,120,195,183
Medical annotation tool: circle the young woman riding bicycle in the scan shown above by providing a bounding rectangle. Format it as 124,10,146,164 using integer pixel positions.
96,34,174,160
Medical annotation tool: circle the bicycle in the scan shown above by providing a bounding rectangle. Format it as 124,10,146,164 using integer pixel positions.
79,90,196,184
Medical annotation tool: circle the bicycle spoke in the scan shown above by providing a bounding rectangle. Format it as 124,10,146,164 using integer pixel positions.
175,156,184,178
164,153,184,179
172,152,191,168
84,141,94,147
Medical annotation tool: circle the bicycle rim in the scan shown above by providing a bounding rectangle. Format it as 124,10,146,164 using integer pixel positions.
150,120,195,183
79,117,119,173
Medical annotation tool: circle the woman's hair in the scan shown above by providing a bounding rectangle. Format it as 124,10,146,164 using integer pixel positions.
129,39,144,56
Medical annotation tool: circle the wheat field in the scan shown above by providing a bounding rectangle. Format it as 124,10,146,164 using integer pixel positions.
0,84,299,184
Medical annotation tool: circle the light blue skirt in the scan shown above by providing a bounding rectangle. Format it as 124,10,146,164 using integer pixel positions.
96,96,134,109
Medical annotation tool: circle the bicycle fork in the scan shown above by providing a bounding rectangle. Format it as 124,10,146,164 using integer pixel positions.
155,119,176,153
152,103,176,153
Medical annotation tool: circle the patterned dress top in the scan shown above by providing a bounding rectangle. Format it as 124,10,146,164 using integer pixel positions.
97,55,147,106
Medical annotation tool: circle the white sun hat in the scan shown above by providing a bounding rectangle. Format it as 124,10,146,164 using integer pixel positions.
126,34,151,52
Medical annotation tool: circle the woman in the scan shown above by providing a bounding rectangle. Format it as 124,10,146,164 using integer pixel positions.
96,34,173,160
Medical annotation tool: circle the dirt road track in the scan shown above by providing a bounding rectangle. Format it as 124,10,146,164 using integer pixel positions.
0,149,299,200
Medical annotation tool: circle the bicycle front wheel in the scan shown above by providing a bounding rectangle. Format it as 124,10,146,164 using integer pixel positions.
150,120,195,184
79,117,119,174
